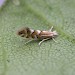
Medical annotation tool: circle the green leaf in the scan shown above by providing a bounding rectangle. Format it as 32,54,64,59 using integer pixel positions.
0,0,75,75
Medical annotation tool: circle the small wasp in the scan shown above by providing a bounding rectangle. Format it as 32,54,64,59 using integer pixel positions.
17,26,58,45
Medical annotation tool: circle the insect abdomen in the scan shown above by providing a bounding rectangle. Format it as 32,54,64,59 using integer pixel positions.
30,30,52,40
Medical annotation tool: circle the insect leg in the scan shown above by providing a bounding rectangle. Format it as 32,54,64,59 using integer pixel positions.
39,38,50,45
52,38,58,43
25,39,37,45
25,39,34,44
49,26,53,31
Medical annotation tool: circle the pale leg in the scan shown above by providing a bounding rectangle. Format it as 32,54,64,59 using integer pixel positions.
25,39,37,44
52,38,57,43
39,38,50,45
49,26,53,31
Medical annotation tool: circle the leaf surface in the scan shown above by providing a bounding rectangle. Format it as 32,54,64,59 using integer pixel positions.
0,0,75,75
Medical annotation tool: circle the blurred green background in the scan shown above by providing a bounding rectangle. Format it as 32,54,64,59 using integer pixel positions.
0,0,75,75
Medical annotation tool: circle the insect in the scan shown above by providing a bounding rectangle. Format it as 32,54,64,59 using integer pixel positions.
17,26,58,45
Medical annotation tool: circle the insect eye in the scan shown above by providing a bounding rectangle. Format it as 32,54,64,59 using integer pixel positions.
18,31,23,35
20,32,23,34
